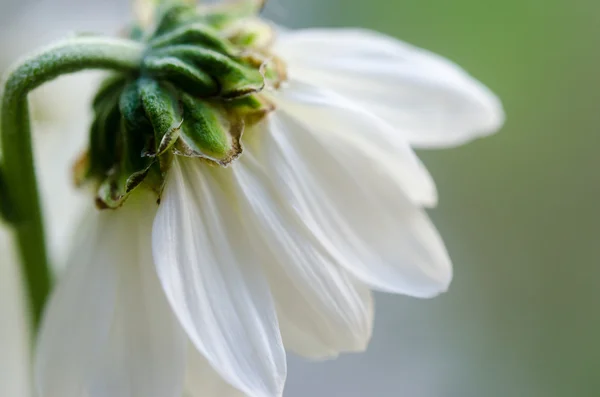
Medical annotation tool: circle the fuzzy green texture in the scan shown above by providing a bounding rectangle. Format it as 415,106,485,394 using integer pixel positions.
177,93,237,160
83,1,283,208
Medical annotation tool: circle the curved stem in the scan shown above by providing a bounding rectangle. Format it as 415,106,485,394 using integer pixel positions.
0,166,14,223
0,36,143,329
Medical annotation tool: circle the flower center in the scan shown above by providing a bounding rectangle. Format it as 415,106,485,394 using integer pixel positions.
73,0,286,209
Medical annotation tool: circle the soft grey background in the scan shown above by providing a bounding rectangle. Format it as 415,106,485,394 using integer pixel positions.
1,0,599,396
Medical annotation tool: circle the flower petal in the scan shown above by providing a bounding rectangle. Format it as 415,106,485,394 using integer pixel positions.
268,78,438,207
224,156,374,358
0,228,32,397
152,158,286,397
35,209,118,397
256,81,453,298
185,345,246,397
36,194,187,397
88,193,186,397
277,28,504,148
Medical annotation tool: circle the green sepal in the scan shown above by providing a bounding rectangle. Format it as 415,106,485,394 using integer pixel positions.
120,79,150,133
119,79,156,165
152,3,199,38
175,93,244,166
80,0,287,210
142,55,218,97
87,75,128,180
138,78,183,156
94,83,155,209
149,45,265,98
149,23,235,56
95,161,154,209
228,94,275,126
120,81,155,177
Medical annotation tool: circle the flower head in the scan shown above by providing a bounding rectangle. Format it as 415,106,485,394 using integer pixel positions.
76,0,284,208
35,1,504,397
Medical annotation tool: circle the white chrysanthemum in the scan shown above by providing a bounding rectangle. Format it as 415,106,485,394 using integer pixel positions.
35,28,503,397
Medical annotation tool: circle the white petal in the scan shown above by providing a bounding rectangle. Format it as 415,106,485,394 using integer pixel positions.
0,228,32,397
257,82,453,298
225,156,374,358
185,345,246,397
277,28,504,148
153,158,286,397
36,194,186,397
35,209,118,397
269,78,438,207
88,193,186,397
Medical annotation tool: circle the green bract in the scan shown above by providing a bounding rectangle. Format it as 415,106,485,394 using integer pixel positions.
77,0,284,209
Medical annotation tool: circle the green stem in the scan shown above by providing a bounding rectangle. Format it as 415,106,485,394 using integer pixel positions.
0,36,143,330
0,166,14,223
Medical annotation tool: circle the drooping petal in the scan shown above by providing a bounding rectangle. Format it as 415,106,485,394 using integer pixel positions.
185,345,246,397
0,228,32,397
88,193,187,397
256,81,453,298
219,156,373,358
152,158,286,397
36,194,187,397
35,209,119,397
276,28,504,148
266,79,437,207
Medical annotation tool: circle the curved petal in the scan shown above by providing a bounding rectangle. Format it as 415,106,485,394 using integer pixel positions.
268,78,438,207
36,195,186,397
276,28,504,148
255,81,453,298
0,228,32,397
88,193,186,397
185,345,246,397
223,156,374,358
152,158,286,397
35,209,118,397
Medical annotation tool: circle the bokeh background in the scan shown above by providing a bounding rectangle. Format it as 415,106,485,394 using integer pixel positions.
1,0,599,396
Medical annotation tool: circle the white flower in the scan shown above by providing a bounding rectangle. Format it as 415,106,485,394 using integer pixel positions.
35,24,503,397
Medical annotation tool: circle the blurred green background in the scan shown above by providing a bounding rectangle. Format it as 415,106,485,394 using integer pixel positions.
1,0,599,396
280,1,600,396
